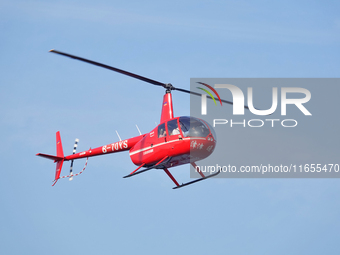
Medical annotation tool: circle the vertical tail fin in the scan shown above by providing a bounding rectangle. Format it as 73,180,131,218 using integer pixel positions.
56,131,64,158
53,131,64,185
53,159,64,186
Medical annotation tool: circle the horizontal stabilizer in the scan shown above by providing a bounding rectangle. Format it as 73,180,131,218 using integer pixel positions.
36,153,64,162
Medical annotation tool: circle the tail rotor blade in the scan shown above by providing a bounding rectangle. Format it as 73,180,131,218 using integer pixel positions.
69,138,79,181
69,160,74,181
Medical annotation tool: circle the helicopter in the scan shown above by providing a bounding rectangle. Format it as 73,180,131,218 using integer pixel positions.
37,50,248,189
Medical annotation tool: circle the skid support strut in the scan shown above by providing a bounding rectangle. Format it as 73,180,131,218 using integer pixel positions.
163,168,180,187
123,156,170,178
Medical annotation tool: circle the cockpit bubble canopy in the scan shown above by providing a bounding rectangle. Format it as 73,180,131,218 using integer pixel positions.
178,116,216,139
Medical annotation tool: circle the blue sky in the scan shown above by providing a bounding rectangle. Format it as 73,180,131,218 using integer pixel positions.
1,1,340,254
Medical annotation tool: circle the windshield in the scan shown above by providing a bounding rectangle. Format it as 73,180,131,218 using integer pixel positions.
179,116,211,138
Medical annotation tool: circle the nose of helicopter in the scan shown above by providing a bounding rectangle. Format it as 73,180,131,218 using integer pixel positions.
188,118,216,161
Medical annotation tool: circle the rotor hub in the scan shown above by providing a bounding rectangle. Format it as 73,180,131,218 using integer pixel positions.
163,83,173,93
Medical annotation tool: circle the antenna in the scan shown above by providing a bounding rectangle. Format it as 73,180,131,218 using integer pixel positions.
135,125,142,135
115,130,122,141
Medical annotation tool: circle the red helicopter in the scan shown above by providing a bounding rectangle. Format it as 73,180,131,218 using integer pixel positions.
37,50,245,189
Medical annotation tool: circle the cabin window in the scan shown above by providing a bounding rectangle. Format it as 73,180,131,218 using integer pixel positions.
167,119,180,136
158,123,167,138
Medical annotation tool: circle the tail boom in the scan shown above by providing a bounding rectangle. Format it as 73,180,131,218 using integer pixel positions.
37,132,145,185
64,134,145,161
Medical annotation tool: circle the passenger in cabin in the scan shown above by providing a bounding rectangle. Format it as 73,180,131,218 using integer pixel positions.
158,123,167,138
167,119,180,136
159,129,166,137
172,126,180,135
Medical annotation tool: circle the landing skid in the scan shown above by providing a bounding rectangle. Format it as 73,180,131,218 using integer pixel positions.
123,165,154,178
172,168,221,189
124,158,221,189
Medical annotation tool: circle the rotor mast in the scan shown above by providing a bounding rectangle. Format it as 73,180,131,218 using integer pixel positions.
160,86,174,123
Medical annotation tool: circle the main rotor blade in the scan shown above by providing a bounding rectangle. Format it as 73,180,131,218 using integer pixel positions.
49,50,249,109
49,49,167,88
174,87,250,110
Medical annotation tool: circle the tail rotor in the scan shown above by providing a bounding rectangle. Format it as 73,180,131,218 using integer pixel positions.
69,138,79,181
36,132,89,186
